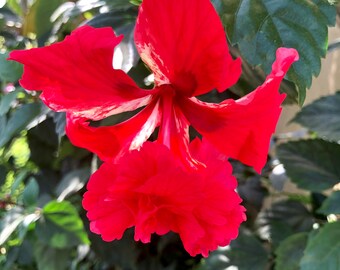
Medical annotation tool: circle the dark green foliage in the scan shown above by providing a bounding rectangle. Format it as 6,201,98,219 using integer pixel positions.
34,242,71,270
255,199,314,258
300,222,340,270
221,0,336,104
22,177,39,207
277,139,340,191
0,52,22,82
24,0,65,44
0,89,19,116
293,91,340,141
27,117,59,168
0,103,42,148
317,191,340,215
35,200,90,248
226,232,269,270
275,232,309,270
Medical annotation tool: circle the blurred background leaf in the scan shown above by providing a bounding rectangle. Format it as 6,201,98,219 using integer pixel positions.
36,200,90,249
275,232,308,270
300,222,340,270
277,139,340,191
0,52,22,82
221,0,337,105
317,191,340,215
292,91,340,141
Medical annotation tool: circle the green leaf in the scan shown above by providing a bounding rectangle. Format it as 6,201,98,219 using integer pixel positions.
87,8,137,29
27,117,58,168
275,232,308,270
17,213,40,241
0,52,23,82
6,0,23,16
34,242,70,270
292,92,340,141
317,191,340,215
226,232,269,270
211,0,222,12
238,176,268,212
257,200,314,247
3,245,20,270
56,168,90,201
129,0,142,6
221,0,336,105
0,208,25,245
23,0,64,39
0,90,18,116
16,239,35,266
262,220,294,249
0,102,41,148
22,177,39,206
88,228,139,269
36,200,90,248
300,222,340,270
0,165,8,186
277,139,340,191
0,115,6,138
11,170,29,195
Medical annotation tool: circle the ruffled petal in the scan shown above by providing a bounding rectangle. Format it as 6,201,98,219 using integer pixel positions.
83,163,134,241
179,139,246,257
83,141,245,257
66,99,161,162
134,0,241,96
189,138,238,190
180,48,299,172
9,25,153,120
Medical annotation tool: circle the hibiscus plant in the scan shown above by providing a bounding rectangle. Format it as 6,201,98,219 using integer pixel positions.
0,0,339,269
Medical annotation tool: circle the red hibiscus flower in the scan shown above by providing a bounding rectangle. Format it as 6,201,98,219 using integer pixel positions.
9,0,299,257
83,139,246,257
8,0,298,173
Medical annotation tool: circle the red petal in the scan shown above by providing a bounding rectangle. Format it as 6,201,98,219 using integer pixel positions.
66,99,161,161
189,138,238,190
181,48,299,172
9,25,153,120
83,141,245,256
178,139,246,257
134,0,241,96
83,163,134,241
157,86,201,168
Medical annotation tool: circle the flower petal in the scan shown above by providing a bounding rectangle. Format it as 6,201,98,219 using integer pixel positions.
9,25,152,120
83,163,134,241
180,139,246,257
181,48,299,172
189,138,238,190
134,0,241,96
66,99,161,162
157,86,201,168
83,141,245,257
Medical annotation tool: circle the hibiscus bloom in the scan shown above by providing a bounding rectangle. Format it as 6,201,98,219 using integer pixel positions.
8,0,298,173
9,0,298,257
83,139,246,257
